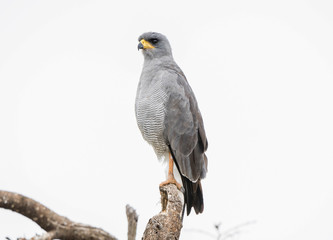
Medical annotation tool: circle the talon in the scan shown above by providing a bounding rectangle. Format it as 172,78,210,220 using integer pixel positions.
160,177,182,190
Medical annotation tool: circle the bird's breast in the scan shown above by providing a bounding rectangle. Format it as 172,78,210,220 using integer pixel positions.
135,78,169,158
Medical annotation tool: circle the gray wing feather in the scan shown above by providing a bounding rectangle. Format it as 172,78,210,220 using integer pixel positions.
163,69,208,182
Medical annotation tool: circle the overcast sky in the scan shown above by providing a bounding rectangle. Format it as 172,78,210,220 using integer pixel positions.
1,1,333,240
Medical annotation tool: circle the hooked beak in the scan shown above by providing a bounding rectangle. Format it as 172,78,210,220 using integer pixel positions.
138,42,144,50
138,39,155,51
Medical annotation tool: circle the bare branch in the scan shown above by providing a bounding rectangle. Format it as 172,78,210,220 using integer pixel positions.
183,220,256,240
126,204,138,240
219,220,256,240
182,228,217,239
1,186,186,240
142,184,183,240
0,190,118,240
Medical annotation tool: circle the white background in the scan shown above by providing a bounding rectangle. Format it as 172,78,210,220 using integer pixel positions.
1,1,333,239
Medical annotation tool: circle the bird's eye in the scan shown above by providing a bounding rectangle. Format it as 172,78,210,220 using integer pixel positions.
151,38,158,44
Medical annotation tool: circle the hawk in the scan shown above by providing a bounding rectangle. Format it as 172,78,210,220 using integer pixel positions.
135,32,208,215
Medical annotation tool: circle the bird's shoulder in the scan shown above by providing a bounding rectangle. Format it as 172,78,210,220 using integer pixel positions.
156,64,192,94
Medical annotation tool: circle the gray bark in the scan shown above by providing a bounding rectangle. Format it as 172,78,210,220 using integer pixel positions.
0,184,183,240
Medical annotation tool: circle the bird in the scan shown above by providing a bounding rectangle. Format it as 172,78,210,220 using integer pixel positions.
135,32,208,216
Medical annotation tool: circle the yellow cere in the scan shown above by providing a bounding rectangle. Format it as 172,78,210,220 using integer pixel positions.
140,39,155,49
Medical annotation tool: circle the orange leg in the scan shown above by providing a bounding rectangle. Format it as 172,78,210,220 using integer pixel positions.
159,152,182,190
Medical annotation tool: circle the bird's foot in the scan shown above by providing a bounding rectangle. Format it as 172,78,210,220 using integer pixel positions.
159,175,182,190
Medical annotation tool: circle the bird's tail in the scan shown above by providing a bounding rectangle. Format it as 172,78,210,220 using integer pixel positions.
181,175,204,216
168,146,204,216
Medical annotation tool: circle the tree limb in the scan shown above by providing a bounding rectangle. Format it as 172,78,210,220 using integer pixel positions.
0,190,117,240
126,204,138,240
1,184,184,240
142,184,183,240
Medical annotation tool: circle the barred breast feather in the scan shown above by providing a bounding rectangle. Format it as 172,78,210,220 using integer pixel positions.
135,69,169,158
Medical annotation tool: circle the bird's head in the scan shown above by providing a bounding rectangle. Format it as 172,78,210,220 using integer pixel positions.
138,32,173,60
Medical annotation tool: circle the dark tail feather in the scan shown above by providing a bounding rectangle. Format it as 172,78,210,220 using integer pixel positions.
182,176,204,215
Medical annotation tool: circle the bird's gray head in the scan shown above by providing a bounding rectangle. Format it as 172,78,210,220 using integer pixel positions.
138,32,173,60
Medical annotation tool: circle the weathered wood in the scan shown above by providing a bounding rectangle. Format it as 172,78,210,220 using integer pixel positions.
0,184,184,240
0,190,117,240
126,204,138,240
142,184,183,240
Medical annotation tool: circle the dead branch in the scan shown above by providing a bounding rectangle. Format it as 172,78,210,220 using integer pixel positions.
142,184,183,240
0,190,117,240
1,184,184,240
126,204,138,240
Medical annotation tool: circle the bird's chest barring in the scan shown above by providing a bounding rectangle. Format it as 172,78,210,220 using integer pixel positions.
136,94,168,154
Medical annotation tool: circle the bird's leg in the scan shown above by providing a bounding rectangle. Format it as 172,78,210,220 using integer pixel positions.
160,152,182,190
